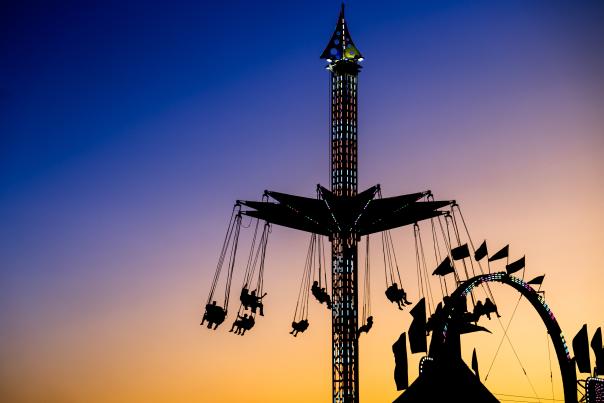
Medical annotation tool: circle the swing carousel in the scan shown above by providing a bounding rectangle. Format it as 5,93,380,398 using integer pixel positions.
199,4,603,402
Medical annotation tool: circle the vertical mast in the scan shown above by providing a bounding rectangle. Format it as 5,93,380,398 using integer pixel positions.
321,4,364,402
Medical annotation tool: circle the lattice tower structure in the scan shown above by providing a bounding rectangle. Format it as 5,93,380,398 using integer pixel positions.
329,59,361,403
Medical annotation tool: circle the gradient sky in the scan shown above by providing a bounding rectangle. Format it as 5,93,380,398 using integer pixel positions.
1,1,603,402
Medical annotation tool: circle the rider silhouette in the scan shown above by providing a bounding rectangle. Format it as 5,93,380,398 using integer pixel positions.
230,313,256,335
311,280,332,309
482,298,501,319
249,290,266,316
201,300,226,330
357,316,374,337
290,319,309,337
385,283,412,310
240,285,266,316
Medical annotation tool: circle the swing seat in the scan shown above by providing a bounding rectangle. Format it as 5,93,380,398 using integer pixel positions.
240,317,255,331
205,304,226,323
295,319,309,331
385,284,398,301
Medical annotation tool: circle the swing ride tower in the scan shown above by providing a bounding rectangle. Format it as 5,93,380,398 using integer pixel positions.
234,5,453,402
321,6,362,401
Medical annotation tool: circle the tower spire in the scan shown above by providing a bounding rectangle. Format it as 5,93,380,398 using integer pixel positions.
324,4,361,402
320,3,363,62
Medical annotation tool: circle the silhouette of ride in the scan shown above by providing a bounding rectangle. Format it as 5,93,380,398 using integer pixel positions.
386,283,412,310
290,319,310,337
230,313,255,335
240,286,267,316
201,301,227,330
311,280,332,309
357,316,373,337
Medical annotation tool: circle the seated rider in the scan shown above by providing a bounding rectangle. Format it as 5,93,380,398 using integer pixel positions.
470,300,485,322
311,280,332,309
249,290,267,316
357,316,374,337
240,286,252,309
385,283,412,310
229,313,248,334
290,319,309,337
482,298,501,319
201,300,226,330
237,315,255,336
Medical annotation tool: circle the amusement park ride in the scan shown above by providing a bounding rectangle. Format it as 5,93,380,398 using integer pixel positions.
201,4,604,402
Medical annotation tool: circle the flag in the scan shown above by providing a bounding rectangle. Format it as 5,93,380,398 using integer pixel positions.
474,240,488,261
392,332,408,391
460,322,491,335
472,348,480,379
573,324,591,373
432,256,454,276
409,298,427,353
505,256,525,274
527,275,545,285
488,245,509,262
451,243,470,260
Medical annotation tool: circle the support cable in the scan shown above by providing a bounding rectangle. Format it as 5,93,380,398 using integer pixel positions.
448,212,471,281
224,213,242,310
413,224,427,311
485,293,541,402
453,204,497,304
207,204,239,305
430,217,447,297
242,218,261,287
415,223,435,315
361,235,372,325
294,233,315,322
546,329,555,403
387,230,403,287
437,214,460,283
486,294,523,381
237,221,270,317
448,211,476,308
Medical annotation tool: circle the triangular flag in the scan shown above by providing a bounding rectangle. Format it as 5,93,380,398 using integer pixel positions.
460,323,492,335
488,245,509,262
409,298,427,354
474,240,488,261
451,244,470,260
505,256,525,275
527,275,545,285
573,324,591,373
432,256,454,276
472,348,480,379
392,332,408,391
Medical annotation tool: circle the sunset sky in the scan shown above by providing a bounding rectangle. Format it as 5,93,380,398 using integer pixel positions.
1,1,603,402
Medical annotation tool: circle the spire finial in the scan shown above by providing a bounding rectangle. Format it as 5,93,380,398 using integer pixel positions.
320,4,363,62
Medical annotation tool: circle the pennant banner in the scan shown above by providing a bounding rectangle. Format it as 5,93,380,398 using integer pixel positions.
506,256,525,274
488,245,509,262
409,298,427,354
527,275,545,285
472,348,480,379
392,332,409,391
432,256,454,276
451,243,470,260
474,240,488,261
573,324,591,373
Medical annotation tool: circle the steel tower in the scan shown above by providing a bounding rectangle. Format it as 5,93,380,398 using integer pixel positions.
321,5,363,402
238,5,451,402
